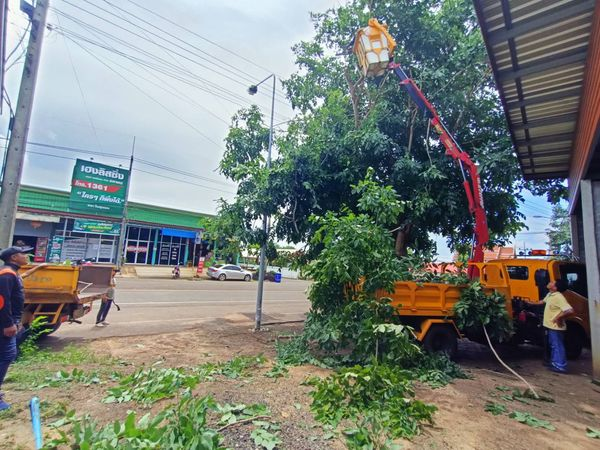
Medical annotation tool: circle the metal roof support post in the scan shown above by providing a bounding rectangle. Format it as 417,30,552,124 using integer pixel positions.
580,179,600,383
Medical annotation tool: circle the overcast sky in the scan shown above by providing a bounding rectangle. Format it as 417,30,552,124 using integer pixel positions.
1,0,554,260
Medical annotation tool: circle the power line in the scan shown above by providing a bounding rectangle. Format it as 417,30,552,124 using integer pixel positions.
55,1,292,109
134,168,236,195
67,36,226,149
5,20,31,63
65,30,232,126
87,0,290,103
94,0,232,125
55,13,105,153
0,138,235,188
25,150,237,195
26,141,128,160
50,16,292,122
49,12,256,108
122,0,286,82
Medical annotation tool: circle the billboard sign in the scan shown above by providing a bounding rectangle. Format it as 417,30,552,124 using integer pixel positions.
69,159,129,217
73,219,121,235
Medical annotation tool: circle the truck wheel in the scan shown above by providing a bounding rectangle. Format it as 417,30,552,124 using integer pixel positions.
44,321,62,335
565,325,584,360
422,325,458,360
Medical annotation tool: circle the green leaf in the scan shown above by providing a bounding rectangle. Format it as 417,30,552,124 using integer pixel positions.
251,427,281,450
508,411,555,431
484,402,507,416
587,427,600,439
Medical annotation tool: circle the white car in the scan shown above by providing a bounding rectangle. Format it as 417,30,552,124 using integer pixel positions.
207,264,253,281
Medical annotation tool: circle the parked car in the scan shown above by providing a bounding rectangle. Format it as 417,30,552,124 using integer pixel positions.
208,264,252,281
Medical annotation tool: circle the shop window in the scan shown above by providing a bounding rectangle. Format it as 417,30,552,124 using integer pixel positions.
128,227,140,240
139,227,150,240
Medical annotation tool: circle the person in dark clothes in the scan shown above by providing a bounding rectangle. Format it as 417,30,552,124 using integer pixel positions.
0,246,47,410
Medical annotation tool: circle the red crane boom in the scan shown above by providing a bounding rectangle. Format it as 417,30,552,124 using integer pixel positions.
389,63,489,277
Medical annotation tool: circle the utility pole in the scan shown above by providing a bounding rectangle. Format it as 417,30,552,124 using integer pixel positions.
115,137,135,268
248,74,275,331
0,0,49,250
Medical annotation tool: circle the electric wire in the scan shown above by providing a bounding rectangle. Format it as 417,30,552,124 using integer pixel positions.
25,150,237,195
66,36,225,149
65,31,231,126
0,137,235,188
54,1,291,110
50,16,292,122
121,0,287,82
5,21,31,63
83,0,290,103
93,0,233,125
49,12,257,108
55,13,105,153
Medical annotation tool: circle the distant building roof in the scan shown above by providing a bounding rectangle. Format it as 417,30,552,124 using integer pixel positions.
483,246,515,262
17,185,211,230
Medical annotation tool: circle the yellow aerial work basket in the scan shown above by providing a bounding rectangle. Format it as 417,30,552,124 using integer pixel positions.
353,18,397,78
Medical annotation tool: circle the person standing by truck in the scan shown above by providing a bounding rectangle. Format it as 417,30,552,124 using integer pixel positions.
96,274,116,327
543,279,574,374
0,246,47,410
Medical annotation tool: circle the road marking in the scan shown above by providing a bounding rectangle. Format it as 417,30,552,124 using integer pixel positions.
116,300,309,305
117,289,308,293
79,312,306,326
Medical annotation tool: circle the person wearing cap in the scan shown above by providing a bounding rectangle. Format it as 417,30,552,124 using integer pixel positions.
542,279,574,374
0,246,47,410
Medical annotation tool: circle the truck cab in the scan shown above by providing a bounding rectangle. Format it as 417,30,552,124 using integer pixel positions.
485,258,590,359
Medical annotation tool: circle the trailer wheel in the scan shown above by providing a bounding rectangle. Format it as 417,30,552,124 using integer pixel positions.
565,324,585,360
422,325,458,360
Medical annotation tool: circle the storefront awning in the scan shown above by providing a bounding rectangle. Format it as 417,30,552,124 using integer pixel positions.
16,212,61,223
161,227,197,239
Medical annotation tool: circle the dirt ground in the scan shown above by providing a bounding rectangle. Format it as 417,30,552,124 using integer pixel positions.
1,319,599,449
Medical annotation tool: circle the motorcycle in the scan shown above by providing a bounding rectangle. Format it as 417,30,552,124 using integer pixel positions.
172,265,181,279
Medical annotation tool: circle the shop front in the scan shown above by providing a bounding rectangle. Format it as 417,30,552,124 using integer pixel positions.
125,226,197,266
51,218,120,263
15,185,210,266
13,212,60,262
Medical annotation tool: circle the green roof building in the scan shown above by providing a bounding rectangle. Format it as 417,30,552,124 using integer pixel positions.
15,185,213,266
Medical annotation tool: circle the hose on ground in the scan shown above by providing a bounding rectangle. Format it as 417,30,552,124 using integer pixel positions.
482,324,540,399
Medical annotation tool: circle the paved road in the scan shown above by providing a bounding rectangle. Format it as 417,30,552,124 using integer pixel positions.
52,278,311,341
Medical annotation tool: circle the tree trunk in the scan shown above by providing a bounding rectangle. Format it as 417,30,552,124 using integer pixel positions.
395,224,412,257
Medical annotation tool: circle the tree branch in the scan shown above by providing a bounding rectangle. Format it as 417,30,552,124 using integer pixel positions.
217,415,272,432
344,66,363,128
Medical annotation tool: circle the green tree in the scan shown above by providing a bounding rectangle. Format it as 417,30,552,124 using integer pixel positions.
218,0,565,257
546,204,571,255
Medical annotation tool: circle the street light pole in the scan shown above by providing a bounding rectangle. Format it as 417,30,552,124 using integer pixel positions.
248,74,275,331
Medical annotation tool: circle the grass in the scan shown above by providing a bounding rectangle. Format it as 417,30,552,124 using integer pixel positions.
5,344,118,390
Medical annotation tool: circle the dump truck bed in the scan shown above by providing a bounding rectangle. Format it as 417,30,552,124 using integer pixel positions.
376,281,466,317
21,265,114,304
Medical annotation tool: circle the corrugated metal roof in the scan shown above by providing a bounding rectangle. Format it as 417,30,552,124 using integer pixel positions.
474,0,596,180
17,185,211,230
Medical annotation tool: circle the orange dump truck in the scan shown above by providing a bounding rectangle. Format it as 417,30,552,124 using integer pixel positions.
19,265,114,333
377,259,590,359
